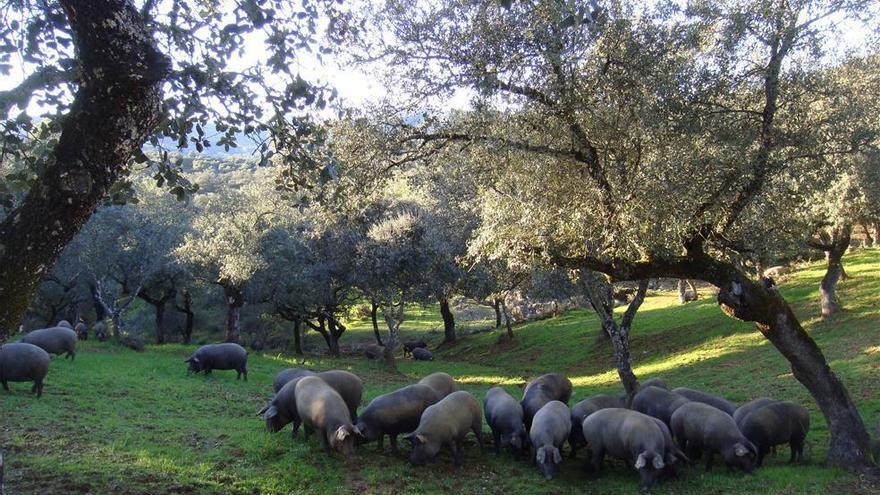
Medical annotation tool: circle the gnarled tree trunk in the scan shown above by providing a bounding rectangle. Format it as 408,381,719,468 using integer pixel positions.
222,284,244,344
500,298,513,340
492,298,502,328
810,224,852,319
439,296,456,343
585,276,648,406
370,301,383,345
0,0,170,342
175,289,194,344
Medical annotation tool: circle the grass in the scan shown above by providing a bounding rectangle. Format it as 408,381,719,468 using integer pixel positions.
2,250,880,494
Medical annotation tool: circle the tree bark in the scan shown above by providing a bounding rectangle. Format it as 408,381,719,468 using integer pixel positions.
175,289,194,344
677,279,687,305
816,224,852,319
139,285,176,344
292,318,303,355
585,276,648,406
370,301,383,345
500,298,513,340
0,0,170,342
493,298,502,328
223,284,244,344
325,308,343,356
439,296,456,343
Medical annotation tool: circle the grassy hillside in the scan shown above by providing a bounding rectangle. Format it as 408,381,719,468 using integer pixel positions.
2,251,879,494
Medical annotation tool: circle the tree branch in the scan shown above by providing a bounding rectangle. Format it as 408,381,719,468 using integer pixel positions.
0,65,75,117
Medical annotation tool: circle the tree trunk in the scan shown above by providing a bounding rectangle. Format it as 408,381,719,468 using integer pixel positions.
586,277,648,406
439,296,456,343
687,280,698,299
370,302,383,345
292,319,303,355
91,283,108,322
0,0,170,342
677,279,687,305
175,290,194,344
154,301,166,344
861,223,874,248
819,225,851,319
501,299,513,340
223,285,244,344
325,308,342,357
717,274,873,468
493,298,502,328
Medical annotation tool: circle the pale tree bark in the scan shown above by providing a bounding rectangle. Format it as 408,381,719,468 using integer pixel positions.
94,279,141,338
584,275,648,406
222,284,244,344
0,0,170,342
500,298,513,340
808,224,852,319
380,298,406,371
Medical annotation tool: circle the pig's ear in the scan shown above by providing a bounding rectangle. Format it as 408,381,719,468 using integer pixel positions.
403,432,419,445
734,443,748,457
335,427,350,442
652,455,665,470
552,447,562,464
261,405,278,420
536,447,546,464
635,453,647,469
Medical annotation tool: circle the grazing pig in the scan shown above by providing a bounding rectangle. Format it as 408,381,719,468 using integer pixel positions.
739,401,809,466
74,321,88,340
356,384,440,452
733,398,778,426
406,390,484,467
581,408,670,491
484,387,527,458
21,326,77,360
364,343,384,360
418,372,458,399
672,387,737,416
632,386,690,427
185,343,248,380
316,370,364,422
521,373,573,430
272,367,316,393
403,340,427,356
412,347,433,361
57,320,73,329
261,369,363,435
649,416,690,479
295,376,362,460
529,401,571,480
94,321,108,341
0,343,50,398
670,401,757,473
569,394,624,456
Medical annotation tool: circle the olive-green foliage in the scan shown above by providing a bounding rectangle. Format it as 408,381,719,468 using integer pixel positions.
1,251,878,494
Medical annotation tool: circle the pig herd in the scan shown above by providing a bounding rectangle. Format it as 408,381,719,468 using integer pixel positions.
0,334,811,492
256,368,811,491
